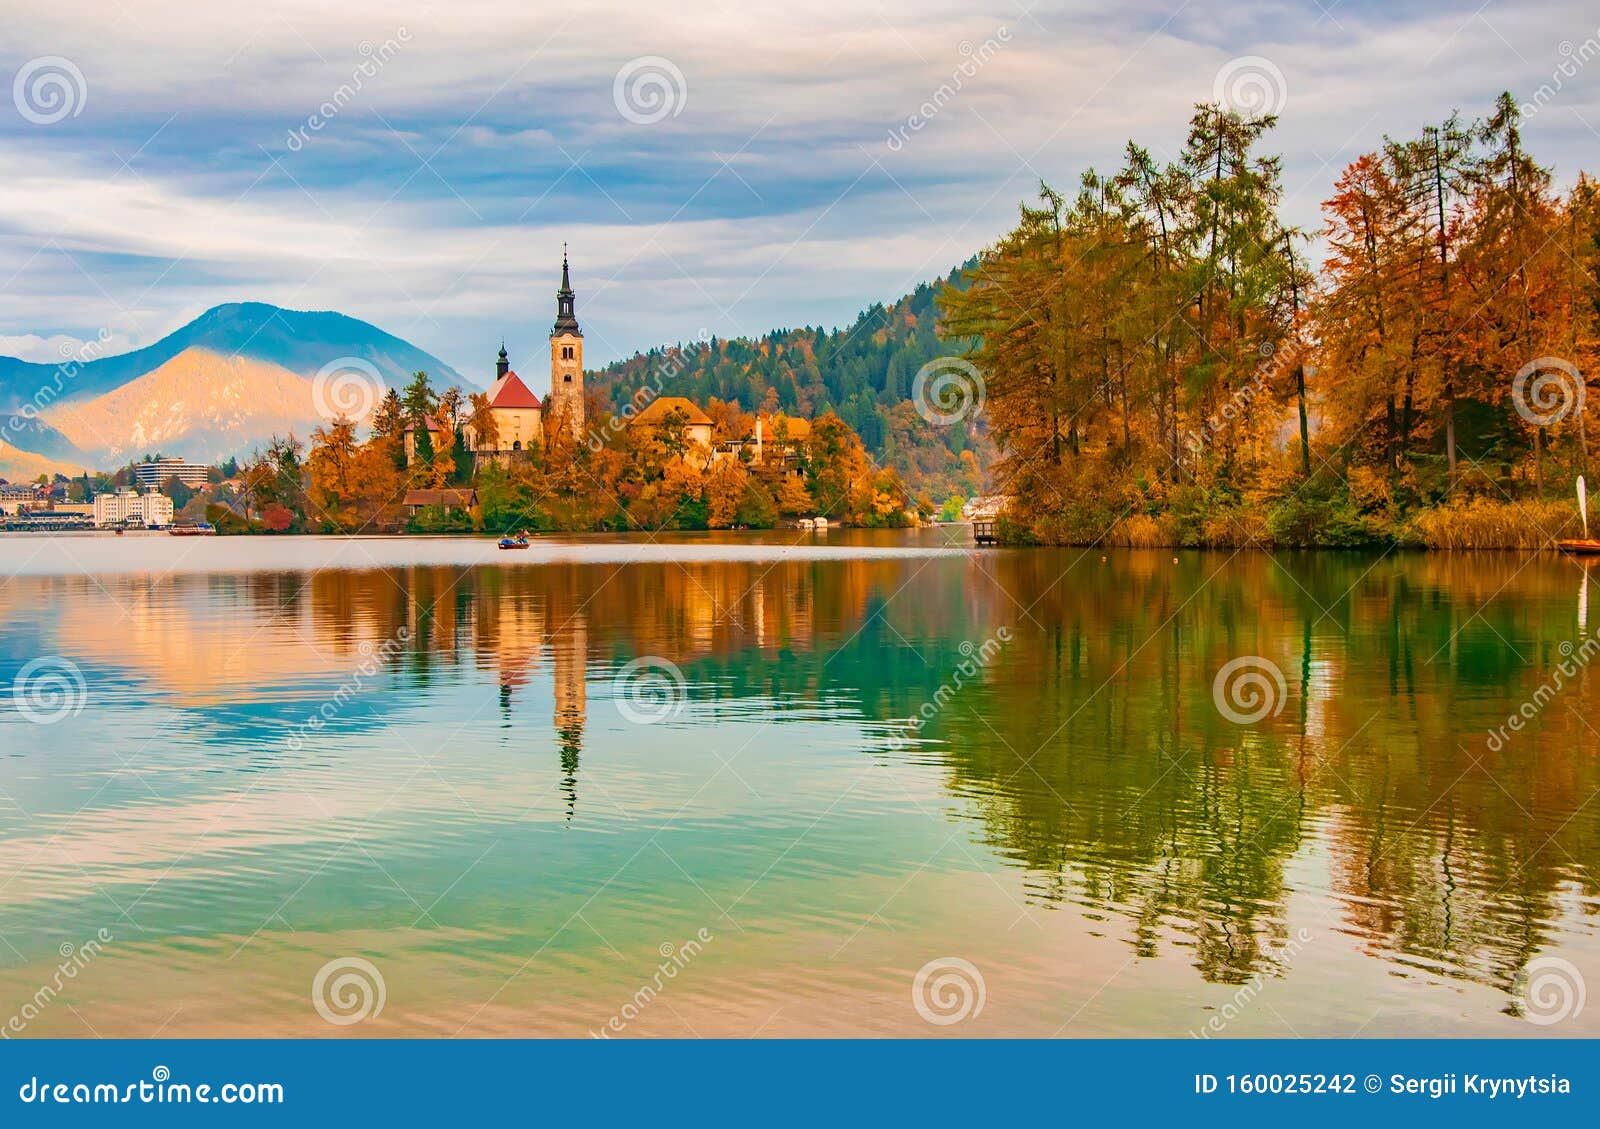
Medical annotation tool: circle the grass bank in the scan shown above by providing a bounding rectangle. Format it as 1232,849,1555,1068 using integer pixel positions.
1002,494,1585,551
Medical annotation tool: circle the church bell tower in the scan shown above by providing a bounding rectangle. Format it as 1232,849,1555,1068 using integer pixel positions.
548,246,584,436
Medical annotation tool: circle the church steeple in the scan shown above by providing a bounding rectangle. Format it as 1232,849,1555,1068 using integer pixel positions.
553,244,581,336
547,244,585,433
496,340,509,379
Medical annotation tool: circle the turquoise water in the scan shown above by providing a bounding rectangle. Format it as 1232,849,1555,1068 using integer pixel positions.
0,531,1596,1036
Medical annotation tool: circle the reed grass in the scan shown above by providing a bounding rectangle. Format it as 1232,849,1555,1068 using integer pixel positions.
1017,494,1584,549
1104,514,1172,547
1410,498,1581,550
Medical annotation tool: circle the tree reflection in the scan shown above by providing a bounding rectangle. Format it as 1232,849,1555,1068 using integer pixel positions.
20,546,1599,995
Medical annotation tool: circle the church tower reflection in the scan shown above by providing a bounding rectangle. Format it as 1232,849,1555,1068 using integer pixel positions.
482,585,587,819
550,608,587,820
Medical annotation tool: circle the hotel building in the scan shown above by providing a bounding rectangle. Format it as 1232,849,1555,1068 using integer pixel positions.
94,488,175,528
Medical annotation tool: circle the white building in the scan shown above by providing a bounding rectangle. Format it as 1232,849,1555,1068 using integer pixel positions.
960,495,1008,521
133,458,210,489
94,488,174,528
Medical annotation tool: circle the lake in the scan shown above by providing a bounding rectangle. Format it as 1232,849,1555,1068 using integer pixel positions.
1,530,1596,1037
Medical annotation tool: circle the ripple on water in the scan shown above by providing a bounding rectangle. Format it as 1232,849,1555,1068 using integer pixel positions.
2,541,1598,1034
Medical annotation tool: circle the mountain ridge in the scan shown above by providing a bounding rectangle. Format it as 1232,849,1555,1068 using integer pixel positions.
41,347,333,467
0,302,468,472
2,272,988,497
0,302,466,410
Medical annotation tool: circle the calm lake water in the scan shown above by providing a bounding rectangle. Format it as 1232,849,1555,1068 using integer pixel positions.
1,529,1596,1037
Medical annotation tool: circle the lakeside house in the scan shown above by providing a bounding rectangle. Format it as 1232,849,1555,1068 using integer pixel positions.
628,401,813,475
628,397,714,450
402,413,450,465
403,488,477,517
736,412,811,473
93,487,174,528
961,495,1008,521
0,483,54,515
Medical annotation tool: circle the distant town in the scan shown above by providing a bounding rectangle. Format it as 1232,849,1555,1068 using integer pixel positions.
0,456,224,533
0,254,1004,539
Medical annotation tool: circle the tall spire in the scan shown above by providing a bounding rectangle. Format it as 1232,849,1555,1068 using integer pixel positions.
552,244,581,335
496,339,509,379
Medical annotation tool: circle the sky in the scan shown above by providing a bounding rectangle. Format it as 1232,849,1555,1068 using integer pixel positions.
1,0,1598,385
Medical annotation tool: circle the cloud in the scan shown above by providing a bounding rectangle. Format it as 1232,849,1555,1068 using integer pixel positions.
0,330,138,363
1,0,1595,379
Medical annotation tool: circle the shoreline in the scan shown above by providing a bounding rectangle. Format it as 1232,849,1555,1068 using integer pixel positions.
0,524,1593,555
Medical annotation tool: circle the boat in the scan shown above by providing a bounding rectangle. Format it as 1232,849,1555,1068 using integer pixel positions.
1558,476,1599,554
169,522,217,536
497,534,530,550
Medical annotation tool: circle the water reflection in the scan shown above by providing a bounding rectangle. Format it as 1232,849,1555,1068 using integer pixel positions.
1,539,1597,1034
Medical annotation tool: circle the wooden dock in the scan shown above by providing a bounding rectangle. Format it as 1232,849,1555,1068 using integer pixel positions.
973,520,998,546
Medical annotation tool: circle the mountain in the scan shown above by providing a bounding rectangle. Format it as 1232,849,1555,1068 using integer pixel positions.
591,261,990,498
0,435,80,481
3,274,992,495
0,302,465,470
43,349,333,466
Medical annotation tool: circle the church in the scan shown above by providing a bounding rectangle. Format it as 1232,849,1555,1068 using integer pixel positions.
461,250,586,459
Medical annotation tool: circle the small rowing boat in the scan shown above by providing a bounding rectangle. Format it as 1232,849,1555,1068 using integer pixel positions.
497,533,530,550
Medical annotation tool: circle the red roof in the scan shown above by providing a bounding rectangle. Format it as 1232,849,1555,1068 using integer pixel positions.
403,413,443,432
489,371,541,410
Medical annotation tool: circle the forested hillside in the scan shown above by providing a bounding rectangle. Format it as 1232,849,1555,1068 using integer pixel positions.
590,264,989,503
941,93,1600,548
